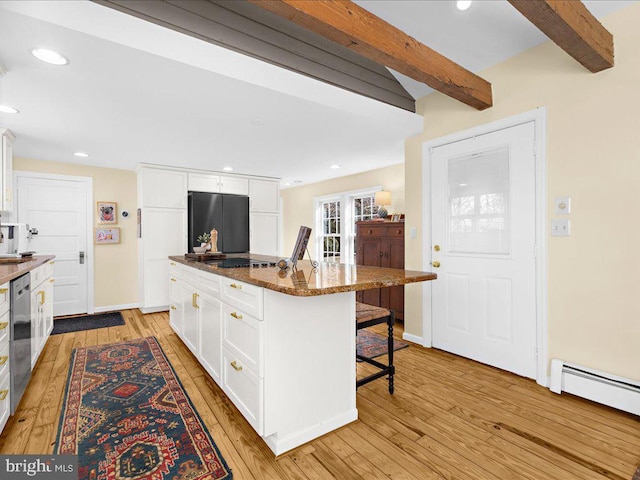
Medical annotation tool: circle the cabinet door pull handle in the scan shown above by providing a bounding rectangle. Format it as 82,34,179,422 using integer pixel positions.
171,278,177,282
0,389,7,401
192,293,199,309
50,261,55,265
379,251,384,257
170,305,177,310
230,312,243,320
230,283,242,290
170,262,176,266
0,322,7,330
49,279,55,283
0,288,7,294
230,361,242,372
39,291,45,305
368,229,373,234
0,356,7,366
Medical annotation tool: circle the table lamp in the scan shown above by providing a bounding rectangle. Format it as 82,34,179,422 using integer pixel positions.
374,190,391,218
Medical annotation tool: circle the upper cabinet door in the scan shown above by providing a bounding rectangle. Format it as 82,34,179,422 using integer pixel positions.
219,175,249,196
141,169,187,208
249,179,279,213
188,173,220,194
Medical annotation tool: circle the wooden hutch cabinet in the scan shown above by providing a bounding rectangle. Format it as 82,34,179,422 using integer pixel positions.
355,221,405,320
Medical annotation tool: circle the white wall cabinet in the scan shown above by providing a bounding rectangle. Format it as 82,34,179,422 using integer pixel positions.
250,213,279,256
0,129,15,213
219,176,249,195
141,168,187,208
249,179,279,213
188,173,219,193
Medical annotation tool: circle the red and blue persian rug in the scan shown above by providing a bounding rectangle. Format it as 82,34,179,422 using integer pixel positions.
55,337,232,480
356,329,408,361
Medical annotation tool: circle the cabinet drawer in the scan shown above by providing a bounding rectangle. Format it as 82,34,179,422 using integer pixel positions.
222,347,263,435
0,369,9,434
222,303,262,376
198,271,220,298
358,226,386,237
45,260,54,279
30,265,46,289
0,282,8,316
179,264,198,286
0,312,8,358
388,226,404,237
221,279,263,319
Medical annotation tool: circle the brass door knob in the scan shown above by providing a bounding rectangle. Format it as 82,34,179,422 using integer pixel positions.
433,245,441,252
431,261,441,268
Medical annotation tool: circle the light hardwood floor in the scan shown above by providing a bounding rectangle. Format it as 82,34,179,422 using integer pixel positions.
0,309,638,479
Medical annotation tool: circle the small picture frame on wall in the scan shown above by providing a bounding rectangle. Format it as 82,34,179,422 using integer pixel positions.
391,213,402,222
95,227,120,244
97,201,117,224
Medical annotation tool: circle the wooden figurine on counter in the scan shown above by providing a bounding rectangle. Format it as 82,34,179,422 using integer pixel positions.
210,228,219,253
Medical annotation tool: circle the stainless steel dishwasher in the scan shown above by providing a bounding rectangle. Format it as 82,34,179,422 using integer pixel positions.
10,274,31,414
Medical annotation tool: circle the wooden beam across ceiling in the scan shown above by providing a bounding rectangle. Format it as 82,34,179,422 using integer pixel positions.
248,0,493,111
508,0,614,73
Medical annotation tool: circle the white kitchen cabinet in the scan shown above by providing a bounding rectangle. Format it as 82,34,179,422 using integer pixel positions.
0,129,15,213
219,175,249,195
139,207,187,313
168,265,183,336
222,346,263,435
198,290,222,384
30,261,54,369
140,167,187,209
188,173,220,193
250,213,279,256
249,179,279,213
0,368,9,435
180,280,199,356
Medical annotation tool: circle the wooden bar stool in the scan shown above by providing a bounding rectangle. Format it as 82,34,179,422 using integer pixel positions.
355,302,396,394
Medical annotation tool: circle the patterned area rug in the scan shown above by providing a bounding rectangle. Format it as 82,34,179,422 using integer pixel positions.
357,329,408,360
55,337,232,480
52,312,125,335
633,466,640,479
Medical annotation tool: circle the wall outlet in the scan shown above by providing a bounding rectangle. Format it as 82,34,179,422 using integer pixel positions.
551,219,570,236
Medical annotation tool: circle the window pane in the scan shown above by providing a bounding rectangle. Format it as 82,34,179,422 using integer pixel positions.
448,146,510,255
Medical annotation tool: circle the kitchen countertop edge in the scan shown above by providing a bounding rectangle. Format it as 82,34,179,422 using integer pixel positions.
169,255,436,297
0,255,55,285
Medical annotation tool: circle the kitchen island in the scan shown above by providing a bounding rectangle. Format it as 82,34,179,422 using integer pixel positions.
168,255,436,455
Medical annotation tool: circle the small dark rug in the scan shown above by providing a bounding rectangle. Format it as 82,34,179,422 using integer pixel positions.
55,336,233,480
357,329,409,361
51,311,125,335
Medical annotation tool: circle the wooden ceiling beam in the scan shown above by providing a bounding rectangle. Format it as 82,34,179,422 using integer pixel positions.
248,0,493,110
508,0,613,72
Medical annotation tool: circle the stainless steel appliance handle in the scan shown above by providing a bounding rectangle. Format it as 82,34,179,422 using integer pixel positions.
79,251,85,264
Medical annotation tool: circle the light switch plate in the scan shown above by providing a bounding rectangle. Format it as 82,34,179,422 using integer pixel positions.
551,219,570,236
554,196,571,214
409,227,416,239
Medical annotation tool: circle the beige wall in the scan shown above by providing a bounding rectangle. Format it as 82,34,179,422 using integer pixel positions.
405,4,640,381
14,157,138,309
281,163,404,258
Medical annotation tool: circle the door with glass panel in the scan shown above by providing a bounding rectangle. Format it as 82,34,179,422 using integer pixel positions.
430,121,537,378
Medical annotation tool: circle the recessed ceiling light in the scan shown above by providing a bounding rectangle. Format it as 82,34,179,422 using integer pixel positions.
283,182,292,186
222,166,234,172
32,48,69,66
73,152,89,158
458,183,468,187
456,0,472,11
0,105,19,114
330,164,341,169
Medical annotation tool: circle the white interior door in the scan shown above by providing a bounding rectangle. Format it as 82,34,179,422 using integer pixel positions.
430,121,537,378
16,174,90,316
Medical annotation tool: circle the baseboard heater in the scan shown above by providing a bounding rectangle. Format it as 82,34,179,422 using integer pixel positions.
549,359,640,416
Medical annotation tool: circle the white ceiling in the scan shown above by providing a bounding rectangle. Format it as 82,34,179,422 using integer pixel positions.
0,0,634,187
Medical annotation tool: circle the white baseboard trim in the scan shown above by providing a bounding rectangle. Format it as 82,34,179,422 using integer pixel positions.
140,305,169,314
402,332,425,346
264,408,358,456
94,303,140,313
